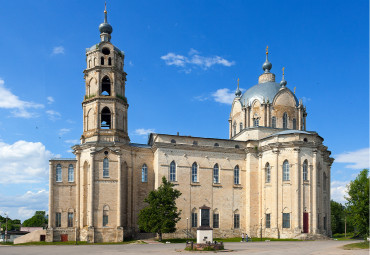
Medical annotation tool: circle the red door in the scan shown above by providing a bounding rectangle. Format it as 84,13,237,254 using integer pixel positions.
61,234,68,242
303,213,309,233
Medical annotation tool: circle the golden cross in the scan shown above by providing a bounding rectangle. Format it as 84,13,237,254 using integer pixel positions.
266,46,269,55
294,87,296,94
282,67,285,76
237,78,239,88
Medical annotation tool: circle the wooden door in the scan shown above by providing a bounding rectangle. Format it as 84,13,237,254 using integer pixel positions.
61,234,68,242
303,213,309,233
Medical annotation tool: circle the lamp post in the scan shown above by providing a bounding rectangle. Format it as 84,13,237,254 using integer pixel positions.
186,218,189,242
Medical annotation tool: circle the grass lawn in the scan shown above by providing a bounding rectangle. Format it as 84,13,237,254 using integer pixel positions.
332,233,356,241
342,241,369,250
160,237,302,243
0,240,143,246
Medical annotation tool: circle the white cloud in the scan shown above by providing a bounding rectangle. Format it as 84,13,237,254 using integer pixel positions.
65,139,79,144
52,46,65,55
0,140,55,184
46,110,61,121
212,88,235,104
0,79,44,118
0,189,49,221
335,148,370,169
47,96,54,104
331,180,349,204
58,128,71,136
134,128,155,136
161,49,235,72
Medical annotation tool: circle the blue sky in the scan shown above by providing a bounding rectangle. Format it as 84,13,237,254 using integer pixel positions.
0,0,368,221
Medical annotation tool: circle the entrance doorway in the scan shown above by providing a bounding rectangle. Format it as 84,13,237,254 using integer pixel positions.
303,213,309,233
61,234,68,242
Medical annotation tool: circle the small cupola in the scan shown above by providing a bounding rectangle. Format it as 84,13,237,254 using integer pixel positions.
258,46,275,84
99,3,113,42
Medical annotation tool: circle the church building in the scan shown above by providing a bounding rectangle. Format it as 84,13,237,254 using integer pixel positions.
47,7,333,243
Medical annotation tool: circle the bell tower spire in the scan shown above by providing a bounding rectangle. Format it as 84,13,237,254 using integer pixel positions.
81,6,129,144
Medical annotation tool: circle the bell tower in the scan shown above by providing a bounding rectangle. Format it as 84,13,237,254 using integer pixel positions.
81,5,129,144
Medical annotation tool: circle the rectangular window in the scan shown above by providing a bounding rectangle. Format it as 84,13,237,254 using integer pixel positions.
191,213,197,228
266,213,271,228
323,216,327,230
271,117,276,128
234,214,240,229
55,212,61,227
213,214,219,228
317,214,320,229
282,213,290,228
68,212,74,227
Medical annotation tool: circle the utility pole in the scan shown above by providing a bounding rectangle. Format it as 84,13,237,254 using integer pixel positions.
186,218,189,242
4,213,8,243
344,215,347,238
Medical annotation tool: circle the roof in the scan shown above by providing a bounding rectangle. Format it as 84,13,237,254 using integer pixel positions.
263,130,314,139
240,81,298,106
129,143,151,148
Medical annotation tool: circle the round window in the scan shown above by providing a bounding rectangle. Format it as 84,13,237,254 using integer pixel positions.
102,47,110,55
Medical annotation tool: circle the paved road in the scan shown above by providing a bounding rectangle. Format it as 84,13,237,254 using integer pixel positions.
0,240,367,255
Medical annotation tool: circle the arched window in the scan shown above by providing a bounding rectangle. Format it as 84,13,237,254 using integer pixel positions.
192,141,198,146
239,122,243,132
213,209,219,228
283,112,288,129
68,164,74,182
233,210,240,229
265,163,271,183
56,164,62,182
234,165,240,184
94,58,97,66
103,205,109,227
213,164,219,184
101,56,104,65
141,164,148,182
103,158,109,177
101,107,111,129
101,76,111,95
303,160,308,181
283,160,290,181
191,208,197,227
170,161,176,182
88,60,92,68
254,118,259,127
192,162,198,183
214,143,219,147
293,118,297,129
171,139,176,144
233,122,236,136
235,145,240,149
108,57,112,66
271,116,276,128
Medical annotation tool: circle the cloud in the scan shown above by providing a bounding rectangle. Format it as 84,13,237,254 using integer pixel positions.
58,128,71,136
0,79,44,118
65,139,79,144
134,128,155,136
52,46,65,55
46,110,61,121
0,189,49,221
47,96,54,104
161,49,235,72
331,180,349,204
335,148,370,169
212,88,235,104
0,140,55,184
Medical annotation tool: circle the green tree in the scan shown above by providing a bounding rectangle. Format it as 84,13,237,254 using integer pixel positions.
22,211,48,227
138,176,182,241
331,200,345,234
345,169,369,238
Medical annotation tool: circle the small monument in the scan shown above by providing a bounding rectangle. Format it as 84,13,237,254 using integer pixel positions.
196,205,213,243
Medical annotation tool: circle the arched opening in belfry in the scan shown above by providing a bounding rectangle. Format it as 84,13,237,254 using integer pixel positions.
101,107,111,129
101,76,111,96
101,57,104,65
108,57,112,66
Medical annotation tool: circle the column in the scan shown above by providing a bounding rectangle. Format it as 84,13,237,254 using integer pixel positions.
48,162,54,228
294,148,301,231
229,119,232,139
258,153,263,236
298,107,302,130
75,152,81,230
267,104,271,127
246,106,250,128
117,154,122,227
89,152,95,227
312,149,317,234
327,163,332,236
273,148,279,236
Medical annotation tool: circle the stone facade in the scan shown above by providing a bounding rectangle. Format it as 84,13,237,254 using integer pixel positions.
47,8,333,243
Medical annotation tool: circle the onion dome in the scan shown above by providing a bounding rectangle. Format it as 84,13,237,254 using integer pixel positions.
262,46,272,73
99,4,113,35
280,67,287,87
